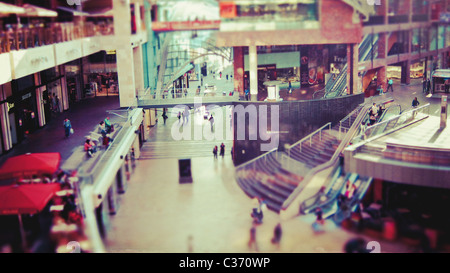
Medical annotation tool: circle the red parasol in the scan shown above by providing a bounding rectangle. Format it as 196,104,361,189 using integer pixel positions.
0,183,60,251
0,153,61,179
0,183,61,215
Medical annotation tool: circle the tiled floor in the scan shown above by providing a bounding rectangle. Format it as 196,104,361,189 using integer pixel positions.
104,114,419,253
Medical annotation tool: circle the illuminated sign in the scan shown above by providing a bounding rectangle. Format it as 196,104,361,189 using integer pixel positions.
7,102,14,112
22,93,32,101
220,2,237,18
106,50,116,55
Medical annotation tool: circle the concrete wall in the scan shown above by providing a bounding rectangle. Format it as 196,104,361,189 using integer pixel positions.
233,93,365,165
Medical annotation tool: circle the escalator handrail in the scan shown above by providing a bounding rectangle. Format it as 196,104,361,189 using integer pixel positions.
300,168,347,214
378,103,402,122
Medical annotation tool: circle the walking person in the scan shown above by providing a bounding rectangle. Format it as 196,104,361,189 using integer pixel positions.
427,78,431,94
162,108,168,125
288,81,292,94
412,97,420,108
315,207,324,225
248,225,259,252
54,95,60,113
104,117,112,133
162,112,168,125
209,114,214,132
377,84,384,96
84,137,97,157
445,78,450,94
245,88,250,101
98,121,107,137
220,143,225,158
184,107,190,124
48,93,54,113
213,145,218,159
177,111,181,123
387,78,394,92
63,118,72,138
422,76,427,93
271,223,282,249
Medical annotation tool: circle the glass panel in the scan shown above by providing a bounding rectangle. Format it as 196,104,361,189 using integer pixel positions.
438,26,445,49
412,28,420,53
429,27,437,51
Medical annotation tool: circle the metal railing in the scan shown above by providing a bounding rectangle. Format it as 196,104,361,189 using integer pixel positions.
136,87,240,106
235,148,278,173
287,122,332,156
352,103,430,144
339,103,365,138
0,22,114,54
339,98,396,139
299,164,344,214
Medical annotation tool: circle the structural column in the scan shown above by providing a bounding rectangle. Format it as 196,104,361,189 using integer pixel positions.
133,46,145,92
401,60,411,85
113,0,137,107
347,44,358,94
377,66,387,91
248,45,258,101
233,46,244,95
377,33,387,91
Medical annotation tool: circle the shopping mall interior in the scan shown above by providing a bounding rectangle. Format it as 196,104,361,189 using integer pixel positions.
0,0,450,256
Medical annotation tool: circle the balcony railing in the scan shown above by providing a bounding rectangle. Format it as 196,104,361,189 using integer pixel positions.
0,21,114,54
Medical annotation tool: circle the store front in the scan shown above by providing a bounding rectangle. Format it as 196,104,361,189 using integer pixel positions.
300,45,328,88
431,69,450,94
65,60,83,106
38,67,66,124
9,75,39,143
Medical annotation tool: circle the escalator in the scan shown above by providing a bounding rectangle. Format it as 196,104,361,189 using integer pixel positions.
324,64,347,98
297,99,396,220
300,169,373,222
324,33,378,98
359,33,379,63
333,176,373,224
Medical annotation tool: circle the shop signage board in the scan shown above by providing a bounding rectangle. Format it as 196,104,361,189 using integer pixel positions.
55,40,82,66
81,37,102,57
12,45,56,79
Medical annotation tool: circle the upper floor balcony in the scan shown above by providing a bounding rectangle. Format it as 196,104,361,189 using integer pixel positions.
219,0,319,32
0,21,114,55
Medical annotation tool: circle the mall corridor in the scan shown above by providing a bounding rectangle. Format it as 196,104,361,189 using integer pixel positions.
103,109,419,253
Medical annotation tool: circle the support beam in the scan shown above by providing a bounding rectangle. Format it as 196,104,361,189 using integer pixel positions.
248,45,258,101
233,47,245,95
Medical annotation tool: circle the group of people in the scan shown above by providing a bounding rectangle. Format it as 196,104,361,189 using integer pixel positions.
48,93,60,114
247,197,283,251
84,117,114,157
377,78,394,95
213,143,226,159
422,76,432,94
177,108,190,125
368,103,383,126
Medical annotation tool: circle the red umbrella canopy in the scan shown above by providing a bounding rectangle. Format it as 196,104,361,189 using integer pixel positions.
0,183,61,215
0,153,61,179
